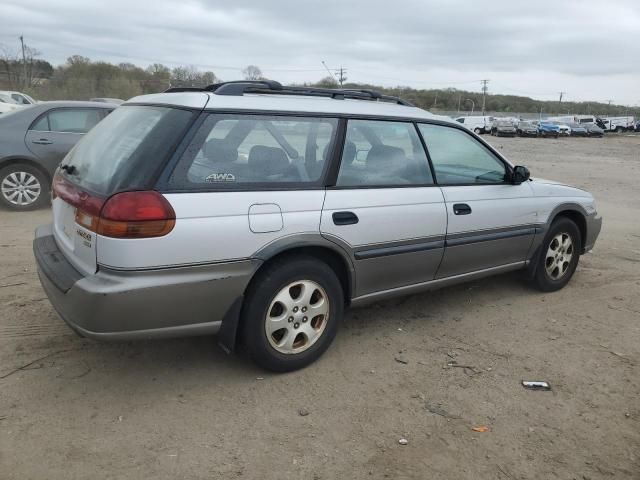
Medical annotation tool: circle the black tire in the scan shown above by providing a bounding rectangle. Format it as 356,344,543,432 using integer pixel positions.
241,255,344,372
474,128,481,134
531,217,582,292
0,163,50,211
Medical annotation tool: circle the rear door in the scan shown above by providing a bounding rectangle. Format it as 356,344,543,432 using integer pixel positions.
418,123,537,278
321,119,446,297
25,108,107,167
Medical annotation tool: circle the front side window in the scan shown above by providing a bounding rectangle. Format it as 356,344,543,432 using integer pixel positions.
47,108,103,133
336,120,433,187
418,124,507,184
169,115,337,187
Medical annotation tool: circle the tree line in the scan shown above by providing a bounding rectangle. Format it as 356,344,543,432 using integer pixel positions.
0,43,635,117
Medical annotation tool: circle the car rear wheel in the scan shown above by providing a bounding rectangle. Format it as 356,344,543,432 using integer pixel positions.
0,164,49,211
474,128,481,134
242,256,344,372
531,217,581,292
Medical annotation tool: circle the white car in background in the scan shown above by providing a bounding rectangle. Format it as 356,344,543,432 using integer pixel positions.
0,93,22,114
454,115,494,134
0,90,37,106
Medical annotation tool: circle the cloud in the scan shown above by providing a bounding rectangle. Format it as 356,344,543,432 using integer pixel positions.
2,0,639,103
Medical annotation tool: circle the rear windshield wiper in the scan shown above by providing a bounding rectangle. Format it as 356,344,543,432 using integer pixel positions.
60,164,77,175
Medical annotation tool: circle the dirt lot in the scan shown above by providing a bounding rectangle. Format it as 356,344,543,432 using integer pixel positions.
1,135,639,479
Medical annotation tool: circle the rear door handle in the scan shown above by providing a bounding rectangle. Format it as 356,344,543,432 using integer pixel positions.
332,211,359,225
32,139,53,145
453,203,472,215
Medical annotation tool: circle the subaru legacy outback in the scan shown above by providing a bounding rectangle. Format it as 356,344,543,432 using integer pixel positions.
34,80,602,371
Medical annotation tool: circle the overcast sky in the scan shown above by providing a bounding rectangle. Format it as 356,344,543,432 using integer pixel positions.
2,0,639,105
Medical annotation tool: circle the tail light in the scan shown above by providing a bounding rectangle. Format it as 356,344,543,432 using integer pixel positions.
53,174,175,239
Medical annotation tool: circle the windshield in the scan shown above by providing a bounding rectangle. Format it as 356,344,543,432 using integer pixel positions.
497,121,512,127
61,105,195,195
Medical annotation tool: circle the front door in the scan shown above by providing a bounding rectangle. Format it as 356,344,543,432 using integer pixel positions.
321,119,447,297
417,123,537,278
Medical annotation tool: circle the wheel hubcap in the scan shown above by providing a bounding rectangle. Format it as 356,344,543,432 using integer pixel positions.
1,171,41,206
545,232,574,280
265,280,330,354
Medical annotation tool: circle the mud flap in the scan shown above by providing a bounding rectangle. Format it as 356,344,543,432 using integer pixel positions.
217,296,244,354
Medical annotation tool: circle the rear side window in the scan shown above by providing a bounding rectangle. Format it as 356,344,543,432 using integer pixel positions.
168,114,338,188
336,120,433,187
62,105,194,195
419,124,506,184
30,108,105,133
48,109,103,133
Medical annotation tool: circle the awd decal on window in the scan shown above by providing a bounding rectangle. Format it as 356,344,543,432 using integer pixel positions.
205,173,236,182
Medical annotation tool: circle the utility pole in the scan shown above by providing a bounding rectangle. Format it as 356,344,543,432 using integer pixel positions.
457,94,462,113
480,79,489,115
607,99,612,116
432,91,438,109
558,91,565,114
321,61,347,87
19,35,27,89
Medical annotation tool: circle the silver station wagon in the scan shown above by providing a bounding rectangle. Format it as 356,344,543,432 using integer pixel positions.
34,80,602,371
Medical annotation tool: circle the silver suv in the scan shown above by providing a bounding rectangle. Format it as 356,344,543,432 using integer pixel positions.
34,81,602,371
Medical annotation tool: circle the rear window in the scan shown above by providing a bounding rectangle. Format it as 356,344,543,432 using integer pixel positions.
61,105,194,195
168,114,338,189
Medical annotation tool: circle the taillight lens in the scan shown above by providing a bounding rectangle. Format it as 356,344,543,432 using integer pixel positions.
97,191,175,238
53,173,175,239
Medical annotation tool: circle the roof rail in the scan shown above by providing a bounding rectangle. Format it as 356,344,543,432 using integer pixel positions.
164,80,413,106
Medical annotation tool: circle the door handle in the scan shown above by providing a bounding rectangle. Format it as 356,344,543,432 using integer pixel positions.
453,203,472,215
32,139,53,145
332,211,359,225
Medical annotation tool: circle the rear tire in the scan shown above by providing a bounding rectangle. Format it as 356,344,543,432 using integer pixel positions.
531,217,581,292
242,256,344,372
0,164,49,211
474,128,481,134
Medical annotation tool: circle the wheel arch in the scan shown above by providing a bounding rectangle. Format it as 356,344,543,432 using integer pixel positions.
0,156,53,185
548,204,588,250
217,234,356,354
251,235,356,302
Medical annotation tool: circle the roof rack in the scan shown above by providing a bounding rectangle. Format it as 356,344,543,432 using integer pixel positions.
164,80,413,106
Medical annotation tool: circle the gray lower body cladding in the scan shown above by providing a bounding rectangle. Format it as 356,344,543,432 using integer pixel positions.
34,225,258,340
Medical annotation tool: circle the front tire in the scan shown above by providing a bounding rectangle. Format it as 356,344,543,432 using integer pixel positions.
0,164,49,211
531,217,581,292
242,256,344,372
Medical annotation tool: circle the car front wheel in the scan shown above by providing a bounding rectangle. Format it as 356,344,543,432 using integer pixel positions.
0,164,49,211
531,217,581,292
242,256,344,372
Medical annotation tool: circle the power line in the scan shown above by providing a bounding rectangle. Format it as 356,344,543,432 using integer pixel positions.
321,61,347,87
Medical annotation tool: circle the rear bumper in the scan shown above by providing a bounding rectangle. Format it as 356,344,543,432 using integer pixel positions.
34,224,259,340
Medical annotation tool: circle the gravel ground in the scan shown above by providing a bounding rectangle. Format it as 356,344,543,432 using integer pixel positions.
1,135,639,479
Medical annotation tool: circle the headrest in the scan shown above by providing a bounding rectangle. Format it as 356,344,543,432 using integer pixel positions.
366,145,405,166
248,145,289,176
204,138,237,164
323,140,356,164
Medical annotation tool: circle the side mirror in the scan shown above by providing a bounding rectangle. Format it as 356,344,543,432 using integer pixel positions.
511,165,530,184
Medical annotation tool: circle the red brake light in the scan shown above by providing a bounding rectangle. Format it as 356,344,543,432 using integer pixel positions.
53,174,175,239
97,191,175,238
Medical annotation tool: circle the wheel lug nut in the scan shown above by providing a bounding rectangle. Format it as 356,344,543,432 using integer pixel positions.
302,307,307,312
288,316,294,322
302,317,308,322
294,322,300,329
293,307,299,312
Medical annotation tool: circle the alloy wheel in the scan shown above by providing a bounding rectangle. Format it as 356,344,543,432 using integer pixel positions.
545,233,574,280
265,280,330,354
1,171,42,206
